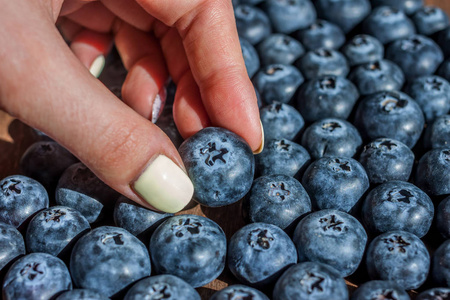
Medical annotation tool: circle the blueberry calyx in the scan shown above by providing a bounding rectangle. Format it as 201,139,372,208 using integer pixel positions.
381,96,408,113
387,189,413,204
43,209,66,223
329,158,351,172
20,263,44,281
319,215,345,232
200,142,229,167
266,66,284,75
299,272,325,294
381,7,400,17
314,49,333,58
319,77,337,90
425,78,443,91
171,218,203,238
321,122,341,132
376,290,398,300
367,61,382,71
379,140,397,150
440,150,450,162
383,235,411,253
276,140,291,151
401,38,424,52
248,229,274,250
1,179,22,196
352,36,369,47
423,7,437,15
149,284,172,299
268,182,291,201
310,21,325,30
101,233,124,245
270,103,284,113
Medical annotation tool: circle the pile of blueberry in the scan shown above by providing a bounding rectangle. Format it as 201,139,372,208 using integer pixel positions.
2,0,450,299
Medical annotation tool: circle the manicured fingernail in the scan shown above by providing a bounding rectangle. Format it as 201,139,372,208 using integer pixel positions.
151,87,167,123
253,120,265,155
131,155,194,213
89,55,105,78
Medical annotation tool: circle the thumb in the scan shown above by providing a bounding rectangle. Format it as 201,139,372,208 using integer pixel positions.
0,5,193,213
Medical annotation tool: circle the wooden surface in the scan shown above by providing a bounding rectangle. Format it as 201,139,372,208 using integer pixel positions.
0,1,449,298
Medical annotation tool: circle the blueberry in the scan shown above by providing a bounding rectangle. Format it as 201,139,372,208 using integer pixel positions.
259,102,305,141
0,175,49,228
301,118,362,160
293,209,367,276
155,105,184,148
296,48,349,80
3,252,72,300
235,5,272,45
342,34,384,67
257,34,305,66
361,181,434,238
55,162,120,223
358,138,414,184
415,149,450,196
243,174,311,230
354,90,425,148
424,115,450,149
366,230,430,289
124,275,201,300
179,127,254,207
350,280,410,300
296,19,345,51
362,6,416,44
371,0,424,15
273,262,348,300
437,27,450,58
240,37,260,78
386,35,444,81
437,197,450,239
253,64,304,105
56,289,109,300
432,239,450,286
439,58,450,81
210,284,269,300
348,59,405,96
405,75,450,123
416,287,450,300
296,75,359,122
302,157,369,212
228,222,297,287
263,0,316,33
0,222,25,272
255,138,311,178
412,6,450,36
150,215,226,288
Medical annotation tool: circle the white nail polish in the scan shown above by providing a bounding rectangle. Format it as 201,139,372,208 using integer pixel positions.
132,155,194,213
253,120,265,155
89,55,105,78
151,87,167,123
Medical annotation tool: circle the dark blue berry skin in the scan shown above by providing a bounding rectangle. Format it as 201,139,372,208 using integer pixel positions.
314,0,371,33
150,215,226,288
56,289,109,300
358,138,414,184
362,6,416,44
273,262,348,300
437,197,450,239
155,105,183,148
296,20,345,51
342,34,384,67
296,75,359,122
366,230,430,290
302,157,369,212
70,226,151,297
301,118,363,160
263,0,316,33
424,115,450,149
371,0,424,16
56,163,120,223
3,252,72,300
415,149,450,196
227,222,297,287
293,209,367,277
26,206,90,257
240,37,260,78
20,141,78,194
114,196,172,237
0,175,49,228
124,275,201,300
348,60,405,96
350,280,410,300
406,75,450,124
257,34,305,66
437,27,450,58
386,35,444,81
0,222,25,272
361,181,434,238
179,127,254,207
253,64,304,105
235,5,271,45
296,48,349,80
413,6,450,36
255,138,311,178
416,288,450,300
211,285,269,300
259,102,305,141
243,174,311,230
354,91,425,148
438,58,450,82
432,239,450,286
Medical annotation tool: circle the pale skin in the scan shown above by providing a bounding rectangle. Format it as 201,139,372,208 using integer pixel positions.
0,0,262,210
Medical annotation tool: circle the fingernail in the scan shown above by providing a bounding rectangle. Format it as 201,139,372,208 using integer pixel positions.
253,120,265,154
131,155,194,213
89,55,105,78
151,87,167,123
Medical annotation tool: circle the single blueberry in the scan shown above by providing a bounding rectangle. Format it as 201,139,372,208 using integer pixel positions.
437,197,450,239
0,222,25,272
263,0,316,33
301,118,363,159
416,287,450,300
415,149,450,196
227,222,297,287
296,48,349,80
210,284,269,300
155,105,184,148
240,37,260,78
70,226,151,297
432,239,450,286
437,27,450,58
424,115,450,149
350,280,410,300
293,209,367,277
124,275,201,300
56,289,109,300
235,5,272,45
257,34,305,66
358,138,414,184
178,127,255,207
302,157,369,212
296,75,359,122
0,175,49,228
412,6,450,36
296,19,345,51
342,34,384,67
438,58,450,82
259,102,304,141
3,252,72,300
150,215,226,288
366,230,430,290
371,0,424,15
